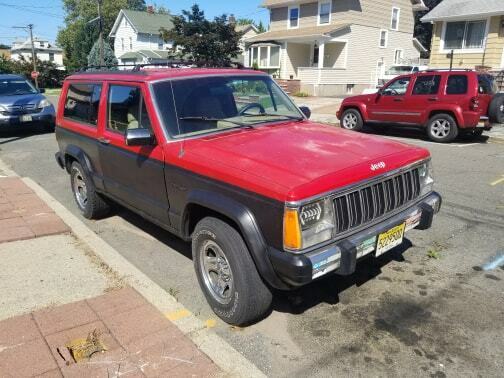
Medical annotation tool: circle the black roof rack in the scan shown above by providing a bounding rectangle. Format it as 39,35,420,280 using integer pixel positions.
77,60,245,74
420,68,474,73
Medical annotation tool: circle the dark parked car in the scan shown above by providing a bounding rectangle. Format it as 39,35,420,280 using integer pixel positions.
338,70,504,143
0,74,55,132
55,67,441,325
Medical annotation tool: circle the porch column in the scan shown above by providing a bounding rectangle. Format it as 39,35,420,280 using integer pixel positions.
317,42,325,69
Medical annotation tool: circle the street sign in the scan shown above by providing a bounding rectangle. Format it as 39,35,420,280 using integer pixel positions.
31,71,39,79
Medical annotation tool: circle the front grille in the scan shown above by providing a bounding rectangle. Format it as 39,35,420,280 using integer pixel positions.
333,168,421,234
4,104,40,115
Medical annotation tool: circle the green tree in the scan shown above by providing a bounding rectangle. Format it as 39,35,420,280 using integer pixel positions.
87,39,118,67
57,0,146,71
160,4,242,67
257,21,266,33
4,55,66,88
414,0,443,57
237,18,254,26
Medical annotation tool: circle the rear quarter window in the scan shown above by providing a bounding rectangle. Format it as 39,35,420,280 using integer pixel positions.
63,83,102,126
446,75,468,95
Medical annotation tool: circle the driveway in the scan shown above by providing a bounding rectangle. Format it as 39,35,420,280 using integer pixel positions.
1,95,503,377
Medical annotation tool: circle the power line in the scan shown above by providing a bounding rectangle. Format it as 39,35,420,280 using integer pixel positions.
0,2,64,19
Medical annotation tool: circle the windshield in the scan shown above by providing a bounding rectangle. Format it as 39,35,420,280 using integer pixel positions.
385,66,413,75
153,75,304,138
0,78,38,96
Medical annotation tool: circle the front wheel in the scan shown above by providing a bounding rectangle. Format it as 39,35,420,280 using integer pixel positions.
340,109,364,131
192,217,272,325
70,161,110,219
426,114,458,143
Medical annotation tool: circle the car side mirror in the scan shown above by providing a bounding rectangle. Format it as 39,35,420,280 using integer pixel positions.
125,128,155,146
39,88,46,93
299,106,311,119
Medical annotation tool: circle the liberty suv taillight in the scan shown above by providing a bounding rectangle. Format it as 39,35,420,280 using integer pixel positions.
470,96,480,111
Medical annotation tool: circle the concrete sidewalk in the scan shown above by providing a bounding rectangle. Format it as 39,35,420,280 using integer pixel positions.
0,175,220,377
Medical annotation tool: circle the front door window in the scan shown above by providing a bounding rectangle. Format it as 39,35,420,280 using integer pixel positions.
383,77,411,96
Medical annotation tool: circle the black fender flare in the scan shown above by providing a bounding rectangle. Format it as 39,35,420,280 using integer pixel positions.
184,189,289,289
62,145,104,190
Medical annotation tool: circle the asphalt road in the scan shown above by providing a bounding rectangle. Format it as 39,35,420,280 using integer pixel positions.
0,96,503,377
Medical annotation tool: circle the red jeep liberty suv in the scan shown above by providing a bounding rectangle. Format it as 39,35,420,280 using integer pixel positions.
338,70,504,143
55,66,441,325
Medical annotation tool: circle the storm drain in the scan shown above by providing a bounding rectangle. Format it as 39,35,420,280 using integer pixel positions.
57,329,107,364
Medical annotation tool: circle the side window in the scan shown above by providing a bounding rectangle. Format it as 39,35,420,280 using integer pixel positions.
446,75,468,95
107,85,151,134
382,77,411,96
412,75,441,95
64,83,102,126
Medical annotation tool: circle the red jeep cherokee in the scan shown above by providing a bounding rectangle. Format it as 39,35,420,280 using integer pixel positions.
55,67,441,325
338,70,504,143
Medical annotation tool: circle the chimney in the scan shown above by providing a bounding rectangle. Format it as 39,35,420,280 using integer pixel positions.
229,14,236,25
147,5,154,14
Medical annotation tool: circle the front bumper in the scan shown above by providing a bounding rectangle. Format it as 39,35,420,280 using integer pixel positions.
0,106,55,127
268,191,442,287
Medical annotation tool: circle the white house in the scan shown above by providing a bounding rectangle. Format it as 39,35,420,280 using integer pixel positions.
109,9,175,65
235,23,259,65
10,37,64,69
245,0,429,95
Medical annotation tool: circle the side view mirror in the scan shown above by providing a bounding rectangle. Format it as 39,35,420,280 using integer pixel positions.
39,88,46,93
125,128,155,146
299,106,311,119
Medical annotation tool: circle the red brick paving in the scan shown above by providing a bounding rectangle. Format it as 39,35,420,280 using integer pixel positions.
0,288,220,377
0,177,69,244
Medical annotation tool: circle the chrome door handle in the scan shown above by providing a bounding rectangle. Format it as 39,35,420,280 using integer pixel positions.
98,137,110,145
428,97,439,102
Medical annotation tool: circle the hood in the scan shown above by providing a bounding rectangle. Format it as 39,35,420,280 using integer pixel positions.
0,93,45,107
342,93,376,103
178,121,430,202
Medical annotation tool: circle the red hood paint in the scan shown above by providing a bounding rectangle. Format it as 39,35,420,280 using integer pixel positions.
166,121,430,202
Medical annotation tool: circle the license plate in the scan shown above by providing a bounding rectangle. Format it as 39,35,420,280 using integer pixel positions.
376,223,406,257
20,115,32,122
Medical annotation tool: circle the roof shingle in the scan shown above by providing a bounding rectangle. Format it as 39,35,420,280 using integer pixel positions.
421,0,504,22
246,23,350,43
122,9,174,35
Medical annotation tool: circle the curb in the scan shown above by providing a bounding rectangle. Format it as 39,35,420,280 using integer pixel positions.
2,167,265,377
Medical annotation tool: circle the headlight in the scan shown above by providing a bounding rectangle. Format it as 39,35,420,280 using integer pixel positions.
0,104,7,112
283,198,335,251
37,99,51,108
418,160,434,196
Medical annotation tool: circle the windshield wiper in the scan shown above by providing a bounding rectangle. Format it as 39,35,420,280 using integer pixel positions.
242,113,304,122
179,116,254,128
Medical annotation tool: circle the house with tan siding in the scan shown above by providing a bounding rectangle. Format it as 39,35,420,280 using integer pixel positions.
245,0,428,95
421,0,504,71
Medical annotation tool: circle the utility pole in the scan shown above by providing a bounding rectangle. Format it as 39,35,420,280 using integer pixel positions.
97,0,104,66
13,24,38,89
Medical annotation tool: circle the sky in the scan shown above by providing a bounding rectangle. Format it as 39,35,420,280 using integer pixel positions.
0,0,269,46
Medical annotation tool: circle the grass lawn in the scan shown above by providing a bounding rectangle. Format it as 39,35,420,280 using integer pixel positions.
44,88,62,96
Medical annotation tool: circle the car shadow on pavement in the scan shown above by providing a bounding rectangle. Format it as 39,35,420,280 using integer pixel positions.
362,124,490,144
0,128,54,145
271,240,413,316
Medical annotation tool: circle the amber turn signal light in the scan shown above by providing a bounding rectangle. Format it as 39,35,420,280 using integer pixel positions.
283,208,302,250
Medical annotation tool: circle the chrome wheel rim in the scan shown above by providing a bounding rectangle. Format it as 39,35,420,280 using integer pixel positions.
431,119,451,138
342,113,358,129
199,240,234,305
72,167,88,210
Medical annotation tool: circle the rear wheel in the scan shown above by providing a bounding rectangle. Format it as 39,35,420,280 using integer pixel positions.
192,217,272,325
426,114,458,143
341,109,364,131
70,161,110,219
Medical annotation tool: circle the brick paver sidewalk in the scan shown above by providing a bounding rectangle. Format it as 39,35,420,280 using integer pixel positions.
0,177,69,243
0,287,219,377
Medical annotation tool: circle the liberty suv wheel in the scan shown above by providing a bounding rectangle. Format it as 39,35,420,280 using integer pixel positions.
70,161,110,219
341,109,364,131
426,114,458,143
192,217,272,325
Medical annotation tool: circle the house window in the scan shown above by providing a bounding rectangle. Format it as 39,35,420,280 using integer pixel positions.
129,37,133,50
121,38,124,51
248,45,281,69
444,20,486,50
313,44,319,65
288,6,299,28
394,49,403,64
318,2,331,25
158,41,163,50
391,7,400,30
49,53,54,62
379,30,388,48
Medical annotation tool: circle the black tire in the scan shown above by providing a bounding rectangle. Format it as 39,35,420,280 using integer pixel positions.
340,108,364,131
192,217,272,325
70,161,110,219
426,114,458,143
488,94,504,124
